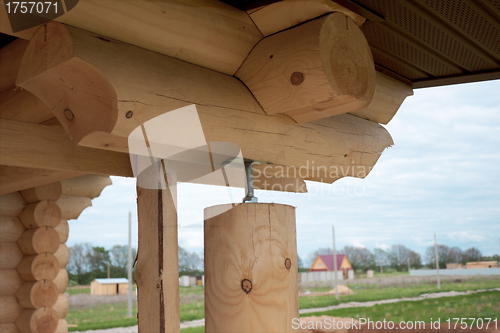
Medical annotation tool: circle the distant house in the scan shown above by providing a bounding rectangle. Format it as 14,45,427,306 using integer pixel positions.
91,278,129,295
310,254,352,278
446,263,463,269
466,261,499,269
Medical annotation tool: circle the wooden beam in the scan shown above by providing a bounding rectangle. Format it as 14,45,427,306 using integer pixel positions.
204,203,298,332
20,183,62,203
17,23,392,182
136,171,180,333
0,119,133,177
0,166,85,196
0,87,55,124
247,0,365,36
236,13,376,123
0,0,263,75
60,175,112,198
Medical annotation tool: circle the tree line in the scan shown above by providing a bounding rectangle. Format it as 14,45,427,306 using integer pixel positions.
67,243,203,285
307,244,498,272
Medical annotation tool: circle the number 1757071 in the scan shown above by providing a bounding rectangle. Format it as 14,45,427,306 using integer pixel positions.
5,2,58,14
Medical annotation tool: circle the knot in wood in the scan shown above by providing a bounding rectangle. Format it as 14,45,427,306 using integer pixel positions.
241,279,252,294
126,111,134,118
64,109,74,120
290,72,304,85
285,258,292,270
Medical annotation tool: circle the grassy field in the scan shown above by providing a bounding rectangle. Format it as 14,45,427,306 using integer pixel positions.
178,291,500,333
67,277,499,332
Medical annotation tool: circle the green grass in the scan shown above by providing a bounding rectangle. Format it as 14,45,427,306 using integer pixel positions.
67,278,499,331
298,278,500,309
66,287,90,295
302,291,500,326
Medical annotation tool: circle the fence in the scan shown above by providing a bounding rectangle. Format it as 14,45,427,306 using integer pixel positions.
300,271,344,282
410,268,500,276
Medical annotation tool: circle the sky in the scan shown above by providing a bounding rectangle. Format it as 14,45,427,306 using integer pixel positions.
67,79,500,265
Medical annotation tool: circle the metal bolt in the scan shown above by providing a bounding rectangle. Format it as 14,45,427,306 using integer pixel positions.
126,111,134,118
241,279,252,294
285,258,292,270
64,109,74,120
290,72,304,85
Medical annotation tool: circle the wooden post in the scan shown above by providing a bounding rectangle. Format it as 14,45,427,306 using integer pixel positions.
204,203,298,333
135,166,180,333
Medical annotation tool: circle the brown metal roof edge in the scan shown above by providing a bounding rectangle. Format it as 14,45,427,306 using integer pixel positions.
412,70,500,89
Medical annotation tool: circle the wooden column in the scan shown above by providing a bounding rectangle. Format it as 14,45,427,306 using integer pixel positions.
135,167,180,333
204,203,299,333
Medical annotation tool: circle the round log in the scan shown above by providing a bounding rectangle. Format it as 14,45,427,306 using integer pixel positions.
53,244,69,268
53,319,67,333
0,297,22,324
15,307,59,333
52,269,68,294
0,270,23,296
20,183,63,203
15,280,59,309
204,203,298,333
54,220,69,244
17,227,60,255
0,323,19,333
0,243,23,270
0,217,25,243
18,201,61,229
55,195,92,220
16,253,59,281
60,175,112,198
236,12,375,123
53,293,68,319
0,193,26,217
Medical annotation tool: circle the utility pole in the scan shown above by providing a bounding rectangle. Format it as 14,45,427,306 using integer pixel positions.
107,261,110,279
408,258,411,272
127,211,133,318
332,226,339,300
434,233,440,290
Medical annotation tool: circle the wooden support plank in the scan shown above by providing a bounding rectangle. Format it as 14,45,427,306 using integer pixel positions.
15,280,59,309
0,270,23,297
14,22,392,182
0,217,25,243
248,0,365,36
17,227,60,255
0,119,133,177
135,169,180,333
16,253,59,281
60,175,112,198
204,203,298,332
236,13,375,123
0,166,84,196
15,307,59,333
18,201,61,229
20,183,62,203
0,243,23,270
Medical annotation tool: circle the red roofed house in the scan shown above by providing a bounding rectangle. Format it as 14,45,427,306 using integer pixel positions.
310,254,352,279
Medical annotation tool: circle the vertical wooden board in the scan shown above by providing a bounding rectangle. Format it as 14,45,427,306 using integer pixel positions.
0,270,23,296
0,296,23,324
0,243,23,270
0,217,26,242
204,203,299,333
135,183,180,333
0,193,26,217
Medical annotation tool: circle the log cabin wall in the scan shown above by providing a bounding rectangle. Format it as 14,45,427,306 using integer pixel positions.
0,176,111,333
